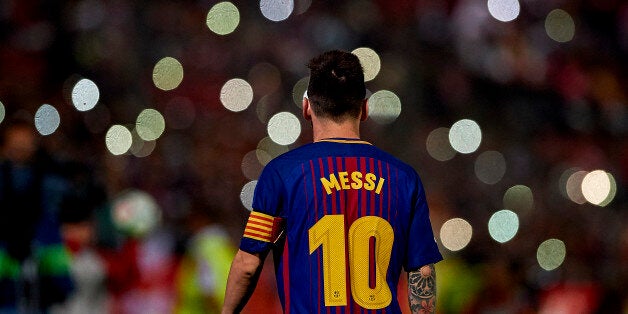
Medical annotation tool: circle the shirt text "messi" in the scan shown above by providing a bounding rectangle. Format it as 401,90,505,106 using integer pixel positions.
320,171,385,195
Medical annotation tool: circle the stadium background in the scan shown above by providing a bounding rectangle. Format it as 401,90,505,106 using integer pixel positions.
0,0,626,313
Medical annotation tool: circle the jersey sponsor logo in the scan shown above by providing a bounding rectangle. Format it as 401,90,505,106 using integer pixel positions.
320,171,385,195
243,211,283,243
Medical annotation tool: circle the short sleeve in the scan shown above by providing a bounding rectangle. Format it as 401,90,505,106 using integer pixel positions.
404,174,443,271
239,163,286,254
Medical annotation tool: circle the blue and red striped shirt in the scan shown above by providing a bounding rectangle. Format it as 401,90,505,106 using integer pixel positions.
240,138,443,313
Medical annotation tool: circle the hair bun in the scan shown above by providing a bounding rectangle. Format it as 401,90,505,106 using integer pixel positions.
331,69,347,83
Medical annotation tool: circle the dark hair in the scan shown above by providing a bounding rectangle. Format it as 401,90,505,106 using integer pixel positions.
306,50,366,121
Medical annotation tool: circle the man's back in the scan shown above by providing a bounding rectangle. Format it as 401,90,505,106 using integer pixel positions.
240,138,442,313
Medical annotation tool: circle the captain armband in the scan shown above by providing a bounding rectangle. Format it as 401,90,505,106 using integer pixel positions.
243,211,284,243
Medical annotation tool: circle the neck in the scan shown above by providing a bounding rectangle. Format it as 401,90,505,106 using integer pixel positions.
311,117,361,142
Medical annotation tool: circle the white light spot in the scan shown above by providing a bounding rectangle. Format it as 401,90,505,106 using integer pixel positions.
488,209,519,243
449,119,482,154
260,0,294,22
34,104,60,136
368,90,402,124
581,170,611,205
71,78,100,111
267,111,301,145
440,218,473,251
106,124,132,155
220,78,254,112
240,180,257,210
352,47,381,82
487,0,520,22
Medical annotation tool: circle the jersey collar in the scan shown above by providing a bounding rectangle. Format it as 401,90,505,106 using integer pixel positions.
316,138,372,145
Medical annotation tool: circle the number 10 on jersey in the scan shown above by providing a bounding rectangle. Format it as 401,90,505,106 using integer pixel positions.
308,215,395,309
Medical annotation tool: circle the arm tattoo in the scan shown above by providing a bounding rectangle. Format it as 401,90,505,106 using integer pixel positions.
408,264,436,314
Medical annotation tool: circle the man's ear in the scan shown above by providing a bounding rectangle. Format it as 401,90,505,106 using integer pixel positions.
360,99,368,122
302,98,312,121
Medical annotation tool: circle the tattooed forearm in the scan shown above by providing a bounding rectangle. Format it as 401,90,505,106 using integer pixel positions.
408,264,436,314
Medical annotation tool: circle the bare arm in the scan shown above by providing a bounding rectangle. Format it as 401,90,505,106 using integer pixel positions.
408,263,436,314
221,249,266,314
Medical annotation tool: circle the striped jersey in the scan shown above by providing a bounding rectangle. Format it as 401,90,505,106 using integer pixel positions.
240,138,443,313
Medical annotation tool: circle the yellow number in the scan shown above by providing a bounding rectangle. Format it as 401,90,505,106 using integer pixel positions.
309,215,394,309
349,216,394,308
308,215,347,306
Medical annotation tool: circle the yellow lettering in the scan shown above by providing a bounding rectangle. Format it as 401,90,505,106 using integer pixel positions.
364,173,376,191
321,174,341,195
339,172,350,190
375,177,385,194
350,172,363,189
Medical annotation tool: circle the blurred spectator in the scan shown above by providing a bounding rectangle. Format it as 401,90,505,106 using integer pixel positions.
0,118,73,313
174,206,236,314
52,197,110,314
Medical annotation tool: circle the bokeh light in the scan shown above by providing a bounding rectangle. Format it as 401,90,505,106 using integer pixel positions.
256,136,289,165
565,170,588,204
537,239,566,271
240,180,257,210
0,101,5,124
131,138,156,158
581,170,612,205
440,218,473,251
488,209,519,243
129,128,156,158
136,108,165,141
487,0,520,22
260,0,294,22
426,127,456,161
598,172,617,207
153,57,184,91
558,167,580,199
34,104,60,136
220,78,254,112
292,76,309,108
267,111,301,145
503,185,534,214
352,47,381,82
474,150,506,184
206,1,240,35
105,124,132,156
112,190,161,237
242,150,264,180
368,90,401,124
545,9,575,43
449,119,482,154
71,78,99,111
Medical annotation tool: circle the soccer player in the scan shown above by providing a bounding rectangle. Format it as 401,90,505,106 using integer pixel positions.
222,50,443,313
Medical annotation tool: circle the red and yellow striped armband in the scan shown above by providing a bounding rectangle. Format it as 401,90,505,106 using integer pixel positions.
243,211,284,243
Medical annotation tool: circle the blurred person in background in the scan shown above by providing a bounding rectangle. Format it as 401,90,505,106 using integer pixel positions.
223,50,443,313
52,196,110,314
0,117,73,313
175,204,236,314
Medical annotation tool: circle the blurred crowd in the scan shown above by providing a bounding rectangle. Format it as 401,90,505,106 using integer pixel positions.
0,0,626,313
